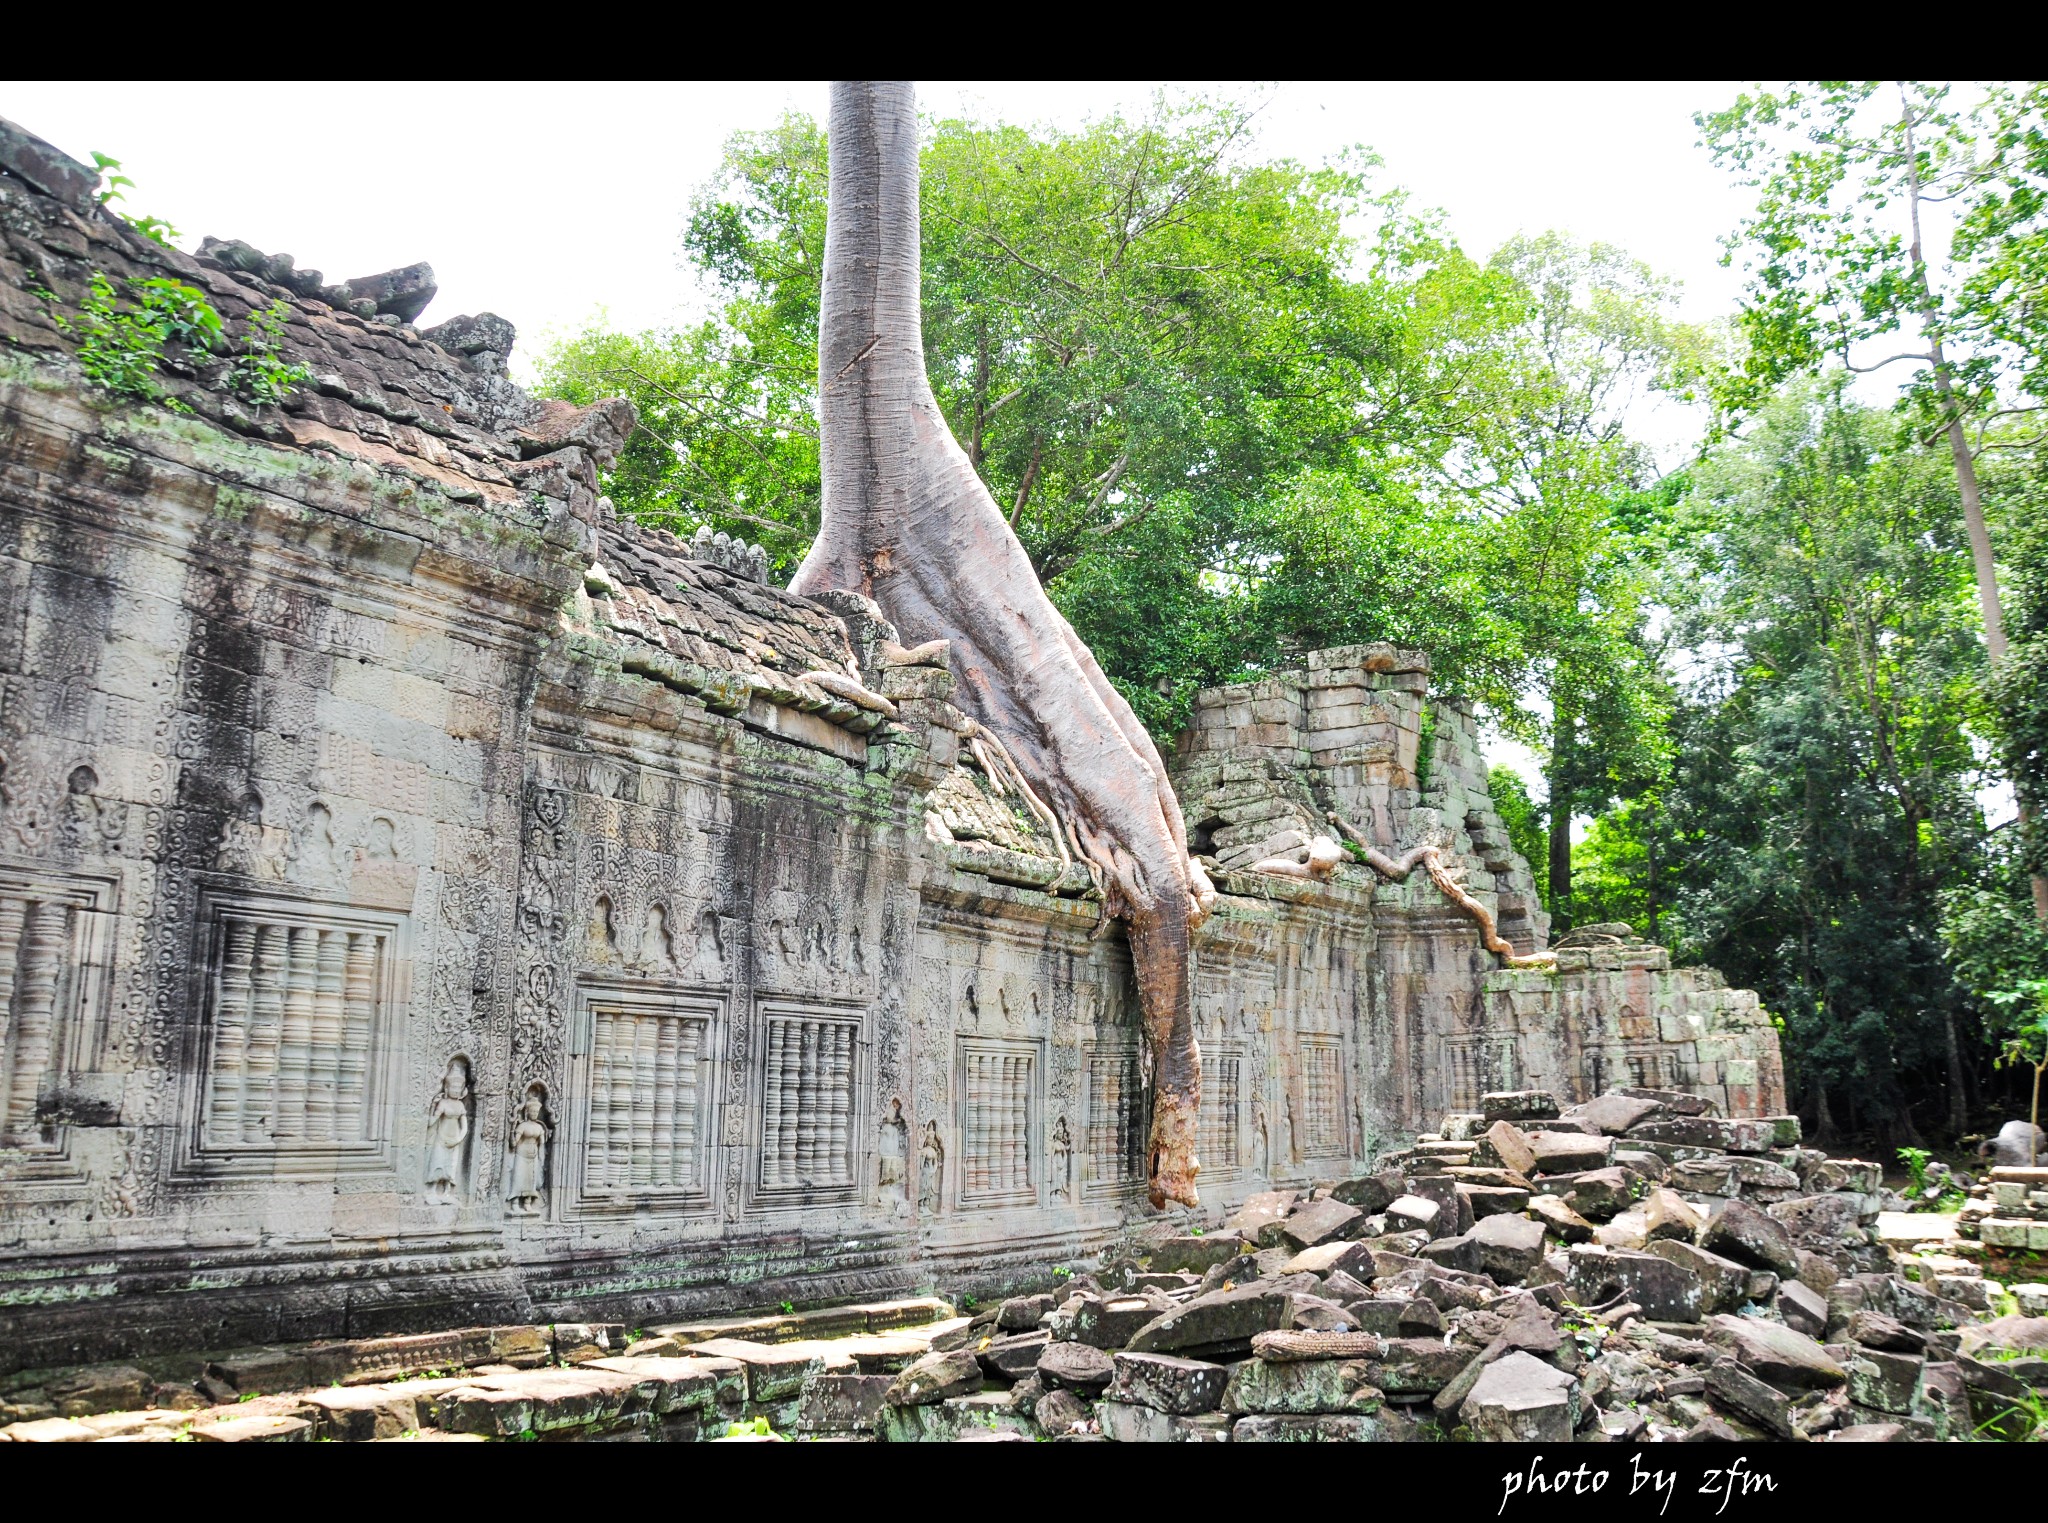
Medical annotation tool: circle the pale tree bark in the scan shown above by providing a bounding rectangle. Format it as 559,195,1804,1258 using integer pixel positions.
792,81,1209,1209
1900,92,2048,925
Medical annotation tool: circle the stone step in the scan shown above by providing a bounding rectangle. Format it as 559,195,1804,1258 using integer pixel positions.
653,1295,954,1349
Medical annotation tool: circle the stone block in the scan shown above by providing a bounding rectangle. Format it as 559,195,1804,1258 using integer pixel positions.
1702,1360,1795,1439
794,1374,890,1433
1107,1353,1230,1415
1481,1090,1561,1123
1127,1284,1294,1359
1280,1195,1361,1250
1528,1193,1595,1243
1645,1241,1752,1316
1703,1314,1846,1391
1566,1245,1706,1323
303,1385,419,1441
1526,1130,1615,1174
1221,1356,1382,1415
687,1339,825,1401
1281,1239,1376,1280
1459,1351,1578,1442
1036,1340,1114,1392
1469,1212,1547,1283
190,1413,313,1443
1231,1413,1382,1441
1702,1198,1801,1277
1098,1401,1231,1442
884,1350,983,1407
1150,1234,1249,1273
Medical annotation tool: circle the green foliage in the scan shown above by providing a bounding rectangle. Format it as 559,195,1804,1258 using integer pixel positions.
1644,380,1992,1143
1898,1146,1933,1192
1488,766,1548,881
89,151,182,247
226,299,312,406
58,270,220,407
724,1416,775,1438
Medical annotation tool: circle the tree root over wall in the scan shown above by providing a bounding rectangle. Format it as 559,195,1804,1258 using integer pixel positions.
791,82,1212,1208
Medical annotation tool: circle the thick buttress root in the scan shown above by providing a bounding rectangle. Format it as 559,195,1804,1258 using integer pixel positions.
793,82,1206,1208
1325,811,1555,969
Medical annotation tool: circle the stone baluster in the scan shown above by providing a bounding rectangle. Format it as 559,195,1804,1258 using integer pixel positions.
243,924,287,1143
797,1020,820,1183
652,1017,678,1188
308,928,345,1142
206,920,256,1144
779,1021,801,1185
630,1011,657,1188
762,1020,786,1189
4,901,66,1142
275,925,317,1137
674,1020,700,1189
827,1023,850,1185
339,932,376,1138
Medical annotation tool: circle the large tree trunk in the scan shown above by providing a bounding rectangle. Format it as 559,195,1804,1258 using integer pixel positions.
1546,705,1574,929
792,81,1207,1208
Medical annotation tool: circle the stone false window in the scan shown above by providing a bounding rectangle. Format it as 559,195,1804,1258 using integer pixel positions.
587,1002,709,1194
1084,1044,1145,1196
1299,1038,1346,1158
958,1038,1037,1206
756,1008,859,1198
1199,1047,1242,1180
0,871,113,1151
189,891,405,1176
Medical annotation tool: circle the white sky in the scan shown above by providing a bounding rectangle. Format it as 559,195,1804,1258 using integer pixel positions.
0,80,1781,798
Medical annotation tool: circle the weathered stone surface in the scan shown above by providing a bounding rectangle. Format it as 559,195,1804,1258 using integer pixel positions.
1479,1120,1537,1177
1052,1295,1166,1350
1703,1359,1796,1439
1528,1193,1595,1243
1778,1278,1829,1338
1034,1388,1093,1435
1459,1351,1577,1442
885,1350,983,1407
1566,1246,1705,1322
1703,1314,1846,1390
1150,1235,1248,1274
1098,1401,1230,1442
1385,1195,1443,1234
1630,1117,1777,1154
302,1385,419,1442
1280,1240,1376,1280
1845,1348,1922,1415
975,1331,1050,1381
1281,1196,1361,1250
1127,1285,1294,1358
1702,1199,1802,1277
1565,1092,1663,1135
1645,1241,1751,1316
1526,1130,1616,1174
795,1373,891,1433
995,1294,1054,1331
1565,1166,1639,1221
1035,1340,1114,1392
1469,1212,1547,1283
1325,1172,1401,1214
1232,1413,1382,1441
1223,1357,1382,1415
1642,1186,1706,1243
1106,1352,1228,1414
1482,1090,1561,1123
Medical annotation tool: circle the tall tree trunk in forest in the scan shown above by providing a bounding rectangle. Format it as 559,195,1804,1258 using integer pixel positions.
1900,93,2048,926
1943,1008,1969,1138
792,81,1210,1208
1547,706,1574,929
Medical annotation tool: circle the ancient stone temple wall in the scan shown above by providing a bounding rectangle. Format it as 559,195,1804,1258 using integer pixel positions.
0,121,1784,1369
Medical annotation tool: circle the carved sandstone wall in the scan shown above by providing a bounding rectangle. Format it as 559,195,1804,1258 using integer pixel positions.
0,121,1783,1370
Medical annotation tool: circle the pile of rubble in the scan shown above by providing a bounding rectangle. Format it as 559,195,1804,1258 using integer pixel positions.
1958,1161,2048,1254
853,1087,2048,1443
3,1087,2044,1443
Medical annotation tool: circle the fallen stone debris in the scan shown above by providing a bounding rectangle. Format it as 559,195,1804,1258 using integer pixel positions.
3,1087,2042,1444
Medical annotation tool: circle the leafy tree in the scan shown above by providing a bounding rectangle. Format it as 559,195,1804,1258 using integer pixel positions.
1654,380,1991,1144
1434,234,1694,924
540,95,1544,731
1700,81,2048,922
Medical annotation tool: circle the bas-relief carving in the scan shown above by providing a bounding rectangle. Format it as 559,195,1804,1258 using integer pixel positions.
878,1096,909,1214
917,1119,944,1216
423,1055,472,1205
505,1085,551,1217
